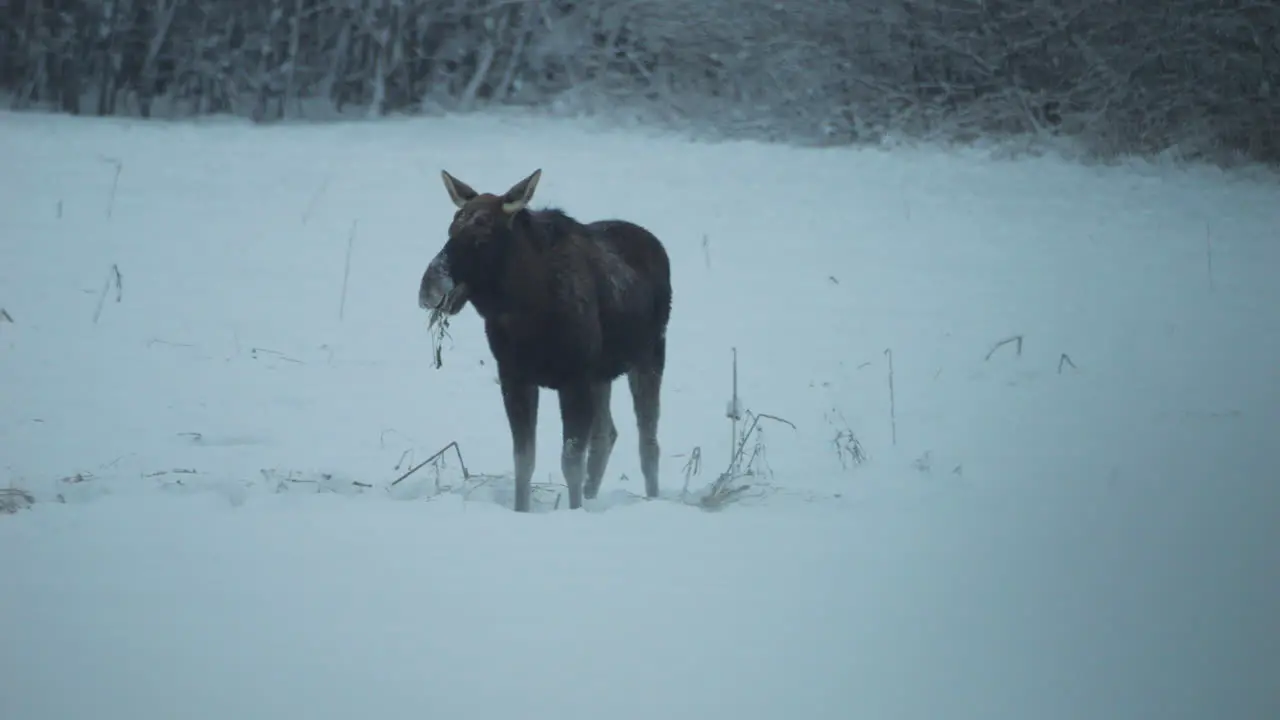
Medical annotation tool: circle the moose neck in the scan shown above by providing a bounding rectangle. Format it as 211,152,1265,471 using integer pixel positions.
467,221,547,324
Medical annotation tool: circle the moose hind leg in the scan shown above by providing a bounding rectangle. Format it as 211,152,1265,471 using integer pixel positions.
628,340,665,499
501,376,539,513
584,381,618,501
558,383,595,510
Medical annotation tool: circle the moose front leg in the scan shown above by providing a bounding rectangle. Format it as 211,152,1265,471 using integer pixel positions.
500,375,539,512
558,383,596,510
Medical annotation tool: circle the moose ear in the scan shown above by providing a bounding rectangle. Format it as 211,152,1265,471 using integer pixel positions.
441,170,478,209
501,169,542,214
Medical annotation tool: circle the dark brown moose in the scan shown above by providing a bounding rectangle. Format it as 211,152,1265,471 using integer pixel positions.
419,169,672,512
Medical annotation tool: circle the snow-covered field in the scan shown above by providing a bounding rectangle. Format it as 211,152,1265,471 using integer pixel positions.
2,110,1278,719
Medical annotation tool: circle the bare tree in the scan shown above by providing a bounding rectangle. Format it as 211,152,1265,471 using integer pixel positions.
1,0,1276,164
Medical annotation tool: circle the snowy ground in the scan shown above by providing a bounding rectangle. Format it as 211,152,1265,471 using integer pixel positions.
2,110,1278,719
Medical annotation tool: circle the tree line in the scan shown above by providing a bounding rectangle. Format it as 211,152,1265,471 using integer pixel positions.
2,0,1277,164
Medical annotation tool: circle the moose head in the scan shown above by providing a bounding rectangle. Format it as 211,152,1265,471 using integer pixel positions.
417,168,542,315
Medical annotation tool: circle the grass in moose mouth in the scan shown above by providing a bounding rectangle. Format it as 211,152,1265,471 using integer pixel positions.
427,289,464,369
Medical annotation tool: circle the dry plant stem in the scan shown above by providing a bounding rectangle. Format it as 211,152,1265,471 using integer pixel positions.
302,176,330,225
680,446,703,498
339,220,357,321
730,347,739,470
984,334,1024,361
102,156,123,219
697,402,793,509
884,348,897,446
391,440,470,486
1205,222,1215,292
143,468,197,478
250,347,303,364
394,448,413,469
725,412,794,478
92,264,123,324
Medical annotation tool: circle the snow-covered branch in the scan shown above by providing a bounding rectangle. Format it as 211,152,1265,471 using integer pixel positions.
0,0,1275,164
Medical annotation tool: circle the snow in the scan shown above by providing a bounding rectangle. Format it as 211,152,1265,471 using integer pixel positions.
2,110,1279,719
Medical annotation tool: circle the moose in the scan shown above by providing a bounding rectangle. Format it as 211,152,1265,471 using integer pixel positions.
418,169,672,513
